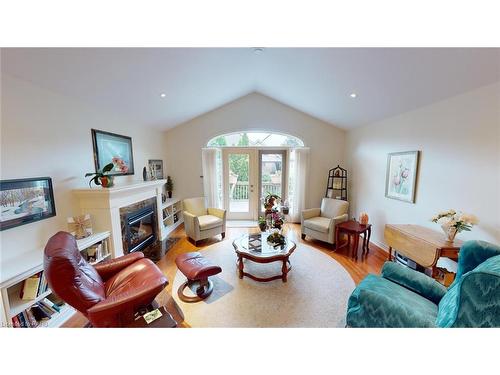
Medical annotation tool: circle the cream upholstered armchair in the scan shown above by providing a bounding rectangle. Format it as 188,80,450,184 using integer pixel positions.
183,197,226,246
301,198,349,246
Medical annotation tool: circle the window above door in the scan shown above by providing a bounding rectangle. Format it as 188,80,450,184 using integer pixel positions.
207,131,304,148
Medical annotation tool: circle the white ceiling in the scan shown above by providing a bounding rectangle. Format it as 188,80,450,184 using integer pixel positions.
2,48,499,130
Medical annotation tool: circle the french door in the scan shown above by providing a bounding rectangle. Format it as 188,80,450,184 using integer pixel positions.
258,150,287,216
222,148,288,220
223,149,258,220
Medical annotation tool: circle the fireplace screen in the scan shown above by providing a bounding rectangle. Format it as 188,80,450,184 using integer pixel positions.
123,205,157,253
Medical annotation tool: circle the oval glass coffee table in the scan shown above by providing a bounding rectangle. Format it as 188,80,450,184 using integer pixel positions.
232,233,296,282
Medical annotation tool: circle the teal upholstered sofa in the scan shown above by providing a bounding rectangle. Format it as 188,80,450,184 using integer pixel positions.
346,240,500,327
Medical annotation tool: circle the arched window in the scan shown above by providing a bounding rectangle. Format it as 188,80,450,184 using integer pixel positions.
207,131,305,147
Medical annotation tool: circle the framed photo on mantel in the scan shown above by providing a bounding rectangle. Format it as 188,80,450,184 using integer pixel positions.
385,151,420,203
91,129,135,176
148,159,164,180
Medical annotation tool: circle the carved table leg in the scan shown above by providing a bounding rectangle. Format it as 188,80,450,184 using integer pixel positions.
353,234,360,260
362,232,367,255
366,227,371,254
282,257,289,282
237,255,244,279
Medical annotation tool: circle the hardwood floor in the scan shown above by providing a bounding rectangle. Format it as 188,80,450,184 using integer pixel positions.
62,223,386,328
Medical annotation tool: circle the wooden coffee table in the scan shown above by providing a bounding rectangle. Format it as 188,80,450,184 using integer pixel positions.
232,233,296,282
335,220,372,260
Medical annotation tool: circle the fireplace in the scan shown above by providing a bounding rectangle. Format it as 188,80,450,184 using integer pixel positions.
120,198,157,254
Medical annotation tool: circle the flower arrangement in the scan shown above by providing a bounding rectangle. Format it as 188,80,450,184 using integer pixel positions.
431,209,479,242
85,157,128,188
268,210,284,229
267,231,286,248
262,192,281,214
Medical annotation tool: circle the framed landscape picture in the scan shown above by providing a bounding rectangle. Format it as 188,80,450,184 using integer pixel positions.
91,129,134,176
0,177,56,231
385,151,420,203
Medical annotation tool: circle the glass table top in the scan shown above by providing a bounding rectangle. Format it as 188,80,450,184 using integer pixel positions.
232,233,296,258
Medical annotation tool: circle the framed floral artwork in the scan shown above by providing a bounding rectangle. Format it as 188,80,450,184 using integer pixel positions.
91,129,134,176
385,151,420,203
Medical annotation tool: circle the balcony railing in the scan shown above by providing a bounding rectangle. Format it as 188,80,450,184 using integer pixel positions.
230,182,281,200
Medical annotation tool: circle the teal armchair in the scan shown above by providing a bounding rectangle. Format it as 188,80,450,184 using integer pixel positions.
346,240,500,328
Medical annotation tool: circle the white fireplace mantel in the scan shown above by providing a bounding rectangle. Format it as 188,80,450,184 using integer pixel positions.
73,180,167,258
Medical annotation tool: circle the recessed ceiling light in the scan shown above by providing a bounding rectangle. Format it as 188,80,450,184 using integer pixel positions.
350,93,357,98
160,93,166,98
253,47,264,55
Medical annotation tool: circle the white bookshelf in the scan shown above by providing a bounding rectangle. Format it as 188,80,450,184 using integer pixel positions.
77,231,111,265
161,198,184,237
0,231,112,328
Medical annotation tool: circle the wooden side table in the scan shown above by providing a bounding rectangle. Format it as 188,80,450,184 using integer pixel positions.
335,220,372,260
384,224,462,281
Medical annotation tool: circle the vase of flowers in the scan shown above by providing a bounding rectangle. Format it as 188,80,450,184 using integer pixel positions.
85,157,128,188
262,193,281,215
265,210,285,232
431,209,479,242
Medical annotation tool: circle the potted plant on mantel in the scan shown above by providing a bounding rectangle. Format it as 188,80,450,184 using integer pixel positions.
165,176,174,198
85,157,128,188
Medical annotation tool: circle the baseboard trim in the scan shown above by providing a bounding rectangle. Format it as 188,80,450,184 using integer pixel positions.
371,239,389,253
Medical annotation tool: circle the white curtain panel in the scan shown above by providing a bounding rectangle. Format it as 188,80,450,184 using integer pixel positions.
289,147,310,222
201,148,220,208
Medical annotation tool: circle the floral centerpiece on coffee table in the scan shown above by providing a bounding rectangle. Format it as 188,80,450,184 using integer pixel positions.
267,231,286,248
431,209,479,242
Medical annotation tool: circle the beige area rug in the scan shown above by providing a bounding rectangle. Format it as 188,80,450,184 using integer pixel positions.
172,240,355,327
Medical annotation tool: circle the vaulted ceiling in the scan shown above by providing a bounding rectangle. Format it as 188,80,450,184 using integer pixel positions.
2,48,499,130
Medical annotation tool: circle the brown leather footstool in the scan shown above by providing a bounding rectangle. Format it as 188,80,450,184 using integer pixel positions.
175,252,222,303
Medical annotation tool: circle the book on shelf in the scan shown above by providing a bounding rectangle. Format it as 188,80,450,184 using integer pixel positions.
38,300,57,315
102,238,108,255
86,243,103,263
17,311,28,327
30,304,52,322
25,308,39,328
11,315,21,328
42,297,61,312
20,272,42,300
37,272,49,296
47,293,65,308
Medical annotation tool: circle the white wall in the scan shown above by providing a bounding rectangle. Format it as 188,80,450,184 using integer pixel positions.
163,92,346,210
0,74,167,263
347,82,500,249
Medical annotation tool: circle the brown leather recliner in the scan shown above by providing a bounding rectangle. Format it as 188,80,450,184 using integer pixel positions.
43,231,168,327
